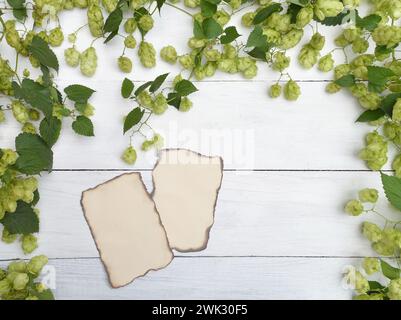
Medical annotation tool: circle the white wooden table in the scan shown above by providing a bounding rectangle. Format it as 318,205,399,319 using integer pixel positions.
0,7,395,299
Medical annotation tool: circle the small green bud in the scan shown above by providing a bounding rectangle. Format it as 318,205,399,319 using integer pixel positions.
269,84,282,98
284,80,301,101
160,46,178,64
118,56,133,73
68,33,77,43
48,27,64,47
358,188,379,203
23,69,30,77
344,199,363,216
122,146,137,165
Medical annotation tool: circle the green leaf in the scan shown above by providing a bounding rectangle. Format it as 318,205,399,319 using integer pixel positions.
156,0,165,11
317,11,349,26
39,117,61,147
175,79,198,96
64,85,95,104
381,172,401,212
220,26,241,44
381,93,401,116
28,286,55,300
202,17,223,39
150,73,169,93
0,201,39,235
7,0,27,20
334,74,355,87
29,36,59,72
123,107,144,134
104,7,123,32
247,47,268,61
167,92,182,109
246,26,268,49
32,190,40,206
121,78,135,98
134,81,153,96
200,0,217,18
193,20,205,39
356,14,381,32
18,79,53,118
72,116,94,137
15,133,53,175
104,30,118,43
356,109,385,123
380,260,401,280
368,281,385,291
367,66,395,92
252,3,282,24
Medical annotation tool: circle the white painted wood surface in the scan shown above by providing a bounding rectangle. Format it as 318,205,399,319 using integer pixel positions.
0,6,394,300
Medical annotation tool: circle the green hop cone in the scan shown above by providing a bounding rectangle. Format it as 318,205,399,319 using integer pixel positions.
124,35,137,49
27,255,48,276
388,279,401,300
314,0,344,21
11,100,29,124
228,0,241,10
352,37,369,54
152,93,168,115
344,199,364,216
362,258,380,275
22,234,38,254
393,154,401,178
8,261,27,273
138,41,156,68
362,222,382,243
204,49,221,62
68,33,77,43
354,271,369,294
137,91,152,107
272,52,290,72
65,47,81,68
0,279,11,295
372,229,401,256
122,146,137,165
160,46,178,64
298,45,318,69
214,9,230,26
179,97,193,112
318,54,334,72
392,99,401,122
179,54,194,70
358,188,378,203
296,6,313,29
102,0,118,12
184,0,199,7
12,273,29,291
124,18,137,34
80,47,98,77
118,56,133,73
310,33,325,51
241,12,256,28
284,80,301,101
22,122,37,134
48,27,64,47
138,15,154,32
87,4,104,37
188,37,206,49
269,84,282,98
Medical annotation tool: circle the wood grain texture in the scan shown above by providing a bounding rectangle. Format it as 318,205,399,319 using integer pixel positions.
0,257,357,300
0,171,395,260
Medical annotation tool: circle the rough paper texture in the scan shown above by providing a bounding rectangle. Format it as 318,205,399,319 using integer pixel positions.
81,173,173,288
152,149,224,252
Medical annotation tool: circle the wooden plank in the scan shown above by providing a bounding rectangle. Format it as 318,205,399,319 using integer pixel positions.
0,257,357,300
1,82,392,170
0,171,394,260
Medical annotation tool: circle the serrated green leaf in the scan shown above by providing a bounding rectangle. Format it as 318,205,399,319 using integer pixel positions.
380,260,401,280
150,73,169,93
246,26,268,49
381,172,401,212
39,117,61,147
72,116,94,137
64,85,95,104
334,74,355,87
29,36,59,72
317,11,349,26
356,109,385,123
252,3,282,24
167,92,182,109
121,78,135,98
15,133,53,175
0,201,39,235
247,47,268,61
134,81,153,96
193,20,205,39
367,66,395,92
381,93,401,116
356,14,381,31
202,17,223,39
175,79,198,96
19,79,53,118
200,0,217,18
7,0,27,20
104,7,123,32
104,30,118,43
220,26,241,44
123,107,144,134
368,281,385,291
